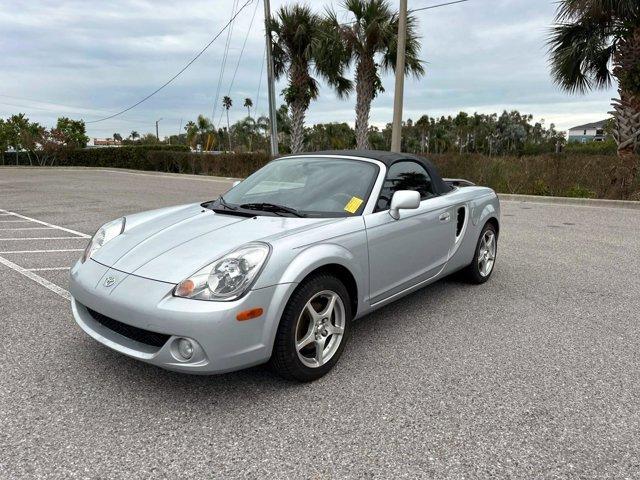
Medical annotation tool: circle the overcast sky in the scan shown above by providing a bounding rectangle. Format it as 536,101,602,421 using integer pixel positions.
0,0,616,140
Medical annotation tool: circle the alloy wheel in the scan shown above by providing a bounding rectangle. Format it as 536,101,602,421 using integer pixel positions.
477,230,496,277
295,290,345,368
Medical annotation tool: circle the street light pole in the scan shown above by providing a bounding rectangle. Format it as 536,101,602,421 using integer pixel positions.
155,118,163,141
390,0,408,153
263,0,279,156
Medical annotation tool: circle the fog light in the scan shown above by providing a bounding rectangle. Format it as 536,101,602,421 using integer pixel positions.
177,338,194,360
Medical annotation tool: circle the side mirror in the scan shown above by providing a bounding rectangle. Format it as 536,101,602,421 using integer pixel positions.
389,190,420,220
232,180,241,187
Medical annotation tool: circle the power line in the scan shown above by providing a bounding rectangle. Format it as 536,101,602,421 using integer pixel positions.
216,0,261,128
254,45,267,117
0,95,161,126
411,0,470,13
85,0,255,124
339,0,470,26
212,0,240,123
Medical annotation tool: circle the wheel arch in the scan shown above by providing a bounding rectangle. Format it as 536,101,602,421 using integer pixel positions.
277,243,365,319
297,263,359,318
484,216,500,237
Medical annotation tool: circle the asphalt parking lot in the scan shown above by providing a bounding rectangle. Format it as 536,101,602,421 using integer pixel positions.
1,167,639,479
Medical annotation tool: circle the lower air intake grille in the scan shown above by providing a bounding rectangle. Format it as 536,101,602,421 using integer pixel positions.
86,307,170,348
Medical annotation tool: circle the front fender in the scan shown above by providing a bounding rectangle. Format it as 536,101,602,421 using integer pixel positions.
284,243,363,284
280,242,367,316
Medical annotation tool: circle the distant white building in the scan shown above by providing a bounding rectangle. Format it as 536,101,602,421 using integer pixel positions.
91,138,122,147
567,119,608,143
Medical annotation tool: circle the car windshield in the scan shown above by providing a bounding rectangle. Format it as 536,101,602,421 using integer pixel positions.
213,157,379,217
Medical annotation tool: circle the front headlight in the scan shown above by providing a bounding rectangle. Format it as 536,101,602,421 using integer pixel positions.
174,243,270,301
81,217,125,263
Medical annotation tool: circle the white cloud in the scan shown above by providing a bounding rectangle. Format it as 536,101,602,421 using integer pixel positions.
0,0,617,138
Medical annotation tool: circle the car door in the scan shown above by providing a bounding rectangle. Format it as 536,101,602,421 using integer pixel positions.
364,161,454,305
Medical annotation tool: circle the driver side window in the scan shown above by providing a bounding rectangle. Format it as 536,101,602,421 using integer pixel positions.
376,161,435,211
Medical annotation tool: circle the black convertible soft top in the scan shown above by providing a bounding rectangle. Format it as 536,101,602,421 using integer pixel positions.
285,150,452,195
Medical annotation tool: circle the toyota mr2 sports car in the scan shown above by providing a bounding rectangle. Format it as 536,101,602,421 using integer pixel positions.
70,150,500,382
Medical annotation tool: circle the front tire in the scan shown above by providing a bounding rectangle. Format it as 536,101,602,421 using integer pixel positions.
270,273,351,382
462,222,497,284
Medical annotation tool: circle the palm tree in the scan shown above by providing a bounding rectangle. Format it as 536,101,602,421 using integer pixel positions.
326,0,425,149
270,4,351,153
243,98,254,151
129,130,139,142
548,1,640,159
243,98,253,119
222,96,233,152
184,121,198,148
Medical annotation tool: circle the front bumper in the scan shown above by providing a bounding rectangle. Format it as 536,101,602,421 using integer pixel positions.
69,259,296,374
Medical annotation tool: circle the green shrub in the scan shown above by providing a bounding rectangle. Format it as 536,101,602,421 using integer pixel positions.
564,184,597,198
428,152,639,200
564,139,617,155
531,179,551,196
2,147,639,201
1,146,270,179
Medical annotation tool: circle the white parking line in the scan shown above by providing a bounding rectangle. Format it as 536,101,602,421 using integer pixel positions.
0,209,91,238
0,209,89,301
97,169,233,184
26,267,71,272
0,249,84,254
0,237,85,241
0,227,55,231
0,256,70,300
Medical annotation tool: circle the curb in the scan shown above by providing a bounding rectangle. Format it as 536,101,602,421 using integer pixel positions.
0,165,240,183
499,193,640,210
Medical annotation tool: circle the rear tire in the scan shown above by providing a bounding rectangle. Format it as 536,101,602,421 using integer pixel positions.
270,273,351,382
462,222,497,284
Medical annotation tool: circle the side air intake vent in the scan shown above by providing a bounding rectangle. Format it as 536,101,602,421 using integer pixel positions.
456,207,466,238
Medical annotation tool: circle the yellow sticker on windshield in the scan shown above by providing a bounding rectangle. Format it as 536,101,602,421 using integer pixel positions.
344,196,364,214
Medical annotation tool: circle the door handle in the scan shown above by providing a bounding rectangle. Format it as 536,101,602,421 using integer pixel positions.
439,212,450,222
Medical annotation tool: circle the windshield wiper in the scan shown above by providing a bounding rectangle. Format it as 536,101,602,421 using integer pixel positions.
239,202,306,217
217,195,237,210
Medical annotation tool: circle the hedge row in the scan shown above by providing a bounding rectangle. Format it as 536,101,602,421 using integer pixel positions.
1,147,638,200
1,146,271,179
429,153,639,200
1,145,189,169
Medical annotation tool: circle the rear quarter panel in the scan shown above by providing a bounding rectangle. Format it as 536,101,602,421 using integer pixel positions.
441,186,500,276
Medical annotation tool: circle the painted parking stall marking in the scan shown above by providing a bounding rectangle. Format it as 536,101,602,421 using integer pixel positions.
0,227,58,231
0,249,85,254
0,209,90,238
0,208,89,300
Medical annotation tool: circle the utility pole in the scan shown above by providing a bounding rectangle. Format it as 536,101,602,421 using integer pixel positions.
155,118,163,141
390,0,408,153
263,0,279,156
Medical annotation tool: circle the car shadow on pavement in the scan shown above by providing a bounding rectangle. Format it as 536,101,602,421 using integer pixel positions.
77,275,474,404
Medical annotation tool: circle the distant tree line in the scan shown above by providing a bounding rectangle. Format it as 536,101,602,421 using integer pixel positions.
0,114,88,165
160,106,569,156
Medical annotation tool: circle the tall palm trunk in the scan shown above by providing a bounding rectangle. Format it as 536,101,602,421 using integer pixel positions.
226,111,232,152
354,57,376,150
288,63,310,154
610,28,640,195
289,100,305,153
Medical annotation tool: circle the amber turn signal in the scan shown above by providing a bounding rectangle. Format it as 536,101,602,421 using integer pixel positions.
236,308,264,321
175,279,195,297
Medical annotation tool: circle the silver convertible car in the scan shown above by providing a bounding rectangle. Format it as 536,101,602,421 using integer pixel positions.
70,150,500,381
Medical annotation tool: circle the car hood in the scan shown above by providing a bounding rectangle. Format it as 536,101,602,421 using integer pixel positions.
92,203,341,283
